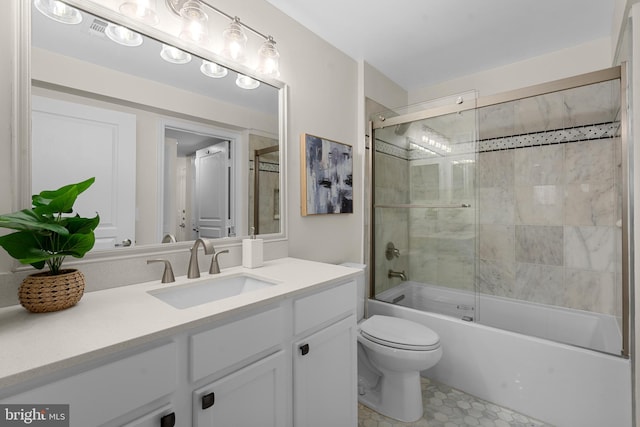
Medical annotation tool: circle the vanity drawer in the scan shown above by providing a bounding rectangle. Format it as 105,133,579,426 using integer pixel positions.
2,342,177,427
294,281,356,335
190,306,284,382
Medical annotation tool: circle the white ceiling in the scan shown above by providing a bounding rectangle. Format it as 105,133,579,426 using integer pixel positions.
264,0,616,91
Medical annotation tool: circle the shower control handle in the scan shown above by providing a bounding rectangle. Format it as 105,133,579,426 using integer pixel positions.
299,343,310,356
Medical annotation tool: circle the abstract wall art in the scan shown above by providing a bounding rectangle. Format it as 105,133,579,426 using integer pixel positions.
300,133,353,216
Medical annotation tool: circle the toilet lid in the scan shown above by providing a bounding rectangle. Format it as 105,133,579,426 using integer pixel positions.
360,315,440,351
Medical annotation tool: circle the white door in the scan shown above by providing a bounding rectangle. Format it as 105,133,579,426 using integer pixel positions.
31,96,136,250
194,142,231,238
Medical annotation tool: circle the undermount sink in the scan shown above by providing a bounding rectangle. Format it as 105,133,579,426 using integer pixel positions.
148,274,278,309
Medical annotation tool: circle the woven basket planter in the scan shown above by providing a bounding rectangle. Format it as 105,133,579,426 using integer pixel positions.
19,269,85,313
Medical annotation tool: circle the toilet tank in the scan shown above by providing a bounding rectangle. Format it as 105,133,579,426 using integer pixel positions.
340,262,367,321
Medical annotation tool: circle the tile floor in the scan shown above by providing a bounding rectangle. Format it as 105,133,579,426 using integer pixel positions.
358,378,554,427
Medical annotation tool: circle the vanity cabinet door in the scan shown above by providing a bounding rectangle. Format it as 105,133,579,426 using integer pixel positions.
192,351,287,427
293,315,357,427
120,404,176,427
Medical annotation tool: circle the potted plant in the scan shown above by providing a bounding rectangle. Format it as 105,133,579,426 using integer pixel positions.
0,177,100,312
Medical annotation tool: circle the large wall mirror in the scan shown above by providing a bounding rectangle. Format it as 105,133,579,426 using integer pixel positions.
28,0,284,254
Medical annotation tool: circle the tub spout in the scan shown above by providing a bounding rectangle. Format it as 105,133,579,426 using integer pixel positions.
388,269,407,281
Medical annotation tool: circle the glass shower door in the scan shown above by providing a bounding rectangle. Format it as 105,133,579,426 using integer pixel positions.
372,106,478,320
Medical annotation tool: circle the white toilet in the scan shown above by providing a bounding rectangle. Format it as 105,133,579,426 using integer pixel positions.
357,315,442,422
342,263,442,423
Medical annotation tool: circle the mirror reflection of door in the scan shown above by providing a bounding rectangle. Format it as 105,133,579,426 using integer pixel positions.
31,96,136,250
162,126,236,242
195,142,232,239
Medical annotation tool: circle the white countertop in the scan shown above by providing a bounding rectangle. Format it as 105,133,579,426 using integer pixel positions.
0,257,361,390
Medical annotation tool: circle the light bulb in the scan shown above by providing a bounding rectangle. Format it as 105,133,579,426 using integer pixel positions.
119,0,159,26
200,61,228,79
223,17,247,62
236,74,260,90
256,36,280,78
160,44,192,64
105,23,143,47
179,0,209,44
34,0,83,25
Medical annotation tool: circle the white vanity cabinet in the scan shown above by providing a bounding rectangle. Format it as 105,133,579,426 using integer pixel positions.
293,282,358,427
0,274,359,427
0,343,179,427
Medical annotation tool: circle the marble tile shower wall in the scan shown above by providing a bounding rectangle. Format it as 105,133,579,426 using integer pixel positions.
477,138,622,316
374,153,410,295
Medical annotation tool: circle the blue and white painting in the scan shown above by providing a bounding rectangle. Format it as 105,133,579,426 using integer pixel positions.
302,134,353,215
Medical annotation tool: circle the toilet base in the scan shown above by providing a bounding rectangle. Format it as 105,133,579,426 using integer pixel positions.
358,370,424,423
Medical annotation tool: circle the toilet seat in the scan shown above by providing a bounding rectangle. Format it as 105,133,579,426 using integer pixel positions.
360,315,440,351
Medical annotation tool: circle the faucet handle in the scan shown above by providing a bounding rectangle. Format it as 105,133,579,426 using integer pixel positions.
209,250,229,274
147,259,176,283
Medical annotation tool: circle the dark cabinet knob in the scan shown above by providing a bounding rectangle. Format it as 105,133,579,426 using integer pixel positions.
160,412,175,427
202,392,215,410
300,343,310,356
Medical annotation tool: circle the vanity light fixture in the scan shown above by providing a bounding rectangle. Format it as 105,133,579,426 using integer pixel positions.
178,0,209,45
256,36,280,78
222,17,248,62
160,44,192,64
164,0,282,83
34,0,83,25
119,0,159,26
236,74,260,90
200,60,228,78
105,23,143,47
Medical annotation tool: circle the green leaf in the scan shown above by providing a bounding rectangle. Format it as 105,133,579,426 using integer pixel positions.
0,231,52,265
57,232,96,258
0,210,68,235
32,177,95,215
61,213,100,235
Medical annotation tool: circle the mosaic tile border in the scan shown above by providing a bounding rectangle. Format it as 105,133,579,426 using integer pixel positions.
375,122,620,161
478,121,620,152
249,160,280,173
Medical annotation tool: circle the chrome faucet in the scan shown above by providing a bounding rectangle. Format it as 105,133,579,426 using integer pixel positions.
388,269,407,281
187,238,214,279
209,249,229,274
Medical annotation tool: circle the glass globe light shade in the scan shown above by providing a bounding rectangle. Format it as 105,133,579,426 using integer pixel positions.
222,17,248,62
119,0,159,26
256,36,280,78
34,0,83,25
236,74,260,90
160,44,192,64
200,61,228,79
179,0,210,45
105,23,143,47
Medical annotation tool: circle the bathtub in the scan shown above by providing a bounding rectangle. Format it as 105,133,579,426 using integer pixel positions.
376,281,622,354
370,283,632,427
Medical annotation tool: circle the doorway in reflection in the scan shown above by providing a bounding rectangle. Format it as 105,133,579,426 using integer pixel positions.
249,134,280,235
163,125,238,243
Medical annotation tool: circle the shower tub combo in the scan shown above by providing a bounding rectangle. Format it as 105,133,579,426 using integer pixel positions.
369,66,632,427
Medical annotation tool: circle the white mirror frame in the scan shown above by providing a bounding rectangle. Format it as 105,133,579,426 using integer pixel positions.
13,0,288,268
